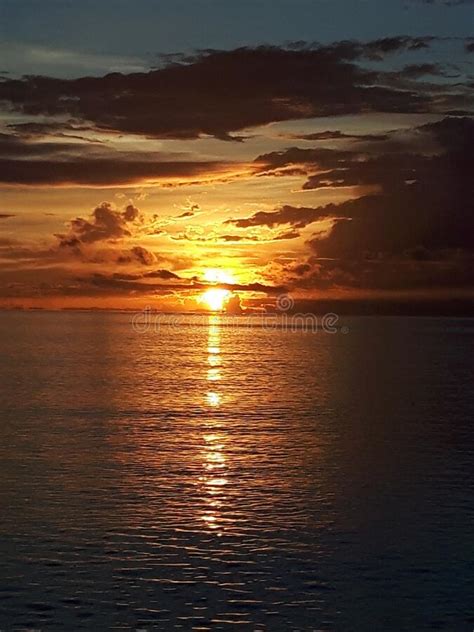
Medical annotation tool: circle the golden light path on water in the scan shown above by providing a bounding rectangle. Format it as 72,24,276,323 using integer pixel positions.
201,315,227,534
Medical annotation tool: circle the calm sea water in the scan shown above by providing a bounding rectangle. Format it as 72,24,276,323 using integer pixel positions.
0,311,473,631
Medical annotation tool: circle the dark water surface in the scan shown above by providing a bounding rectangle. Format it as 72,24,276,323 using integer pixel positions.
0,312,473,631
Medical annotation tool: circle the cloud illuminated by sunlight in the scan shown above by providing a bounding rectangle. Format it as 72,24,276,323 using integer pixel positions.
203,269,235,284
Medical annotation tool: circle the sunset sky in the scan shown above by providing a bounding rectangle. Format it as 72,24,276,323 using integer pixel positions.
0,0,473,311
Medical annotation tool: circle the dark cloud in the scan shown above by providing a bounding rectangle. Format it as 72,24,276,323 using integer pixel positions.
0,131,84,158
0,131,238,186
175,204,201,219
308,182,473,261
112,269,180,281
255,117,474,193
7,121,103,143
0,156,235,186
0,213,15,220
219,229,300,242
85,273,285,296
144,269,180,280
0,264,285,300
48,203,163,266
0,234,161,270
0,239,56,262
282,252,474,292
56,202,143,246
220,234,254,242
255,146,355,175
301,153,425,190
225,294,244,314
306,117,474,191
273,229,302,240
228,117,474,271
311,118,474,257
0,39,462,142
283,130,388,142
116,245,156,266
255,116,474,292
225,205,333,229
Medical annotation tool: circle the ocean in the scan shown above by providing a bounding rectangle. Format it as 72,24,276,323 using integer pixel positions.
0,311,473,630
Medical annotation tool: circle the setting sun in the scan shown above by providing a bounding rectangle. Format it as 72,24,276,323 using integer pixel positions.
200,288,231,311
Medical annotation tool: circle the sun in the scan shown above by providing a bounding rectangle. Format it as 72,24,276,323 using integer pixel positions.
200,288,231,311
198,268,235,311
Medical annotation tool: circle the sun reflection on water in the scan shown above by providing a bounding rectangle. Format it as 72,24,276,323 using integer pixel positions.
206,391,221,407
201,315,227,533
